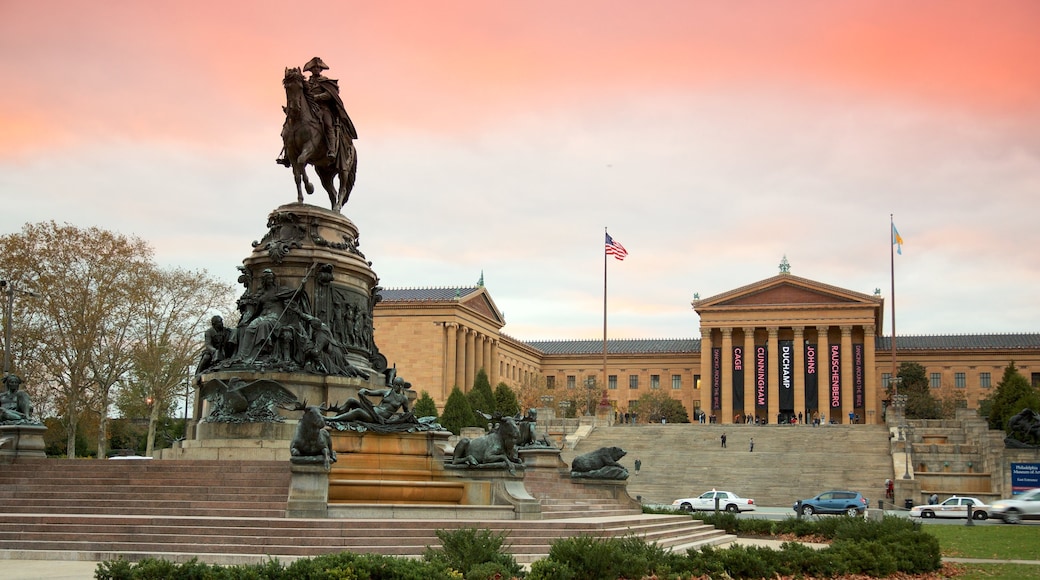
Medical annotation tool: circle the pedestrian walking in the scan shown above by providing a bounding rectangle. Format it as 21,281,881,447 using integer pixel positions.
721,433,727,448
749,437,754,452
634,459,642,474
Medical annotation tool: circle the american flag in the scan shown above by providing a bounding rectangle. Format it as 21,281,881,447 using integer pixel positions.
605,233,628,261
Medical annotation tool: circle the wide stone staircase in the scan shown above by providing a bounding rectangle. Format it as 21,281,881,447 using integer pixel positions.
563,423,895,509
0,458,731,565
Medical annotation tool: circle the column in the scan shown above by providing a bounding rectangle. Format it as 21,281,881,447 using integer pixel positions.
743,327,755,423
444,323,458,399
793,327,805,421
479,334,490,377
721,328,733,424
841,326,854,423
864,325,877,424
766,327,779,424
464,329,476,390
490,339,500,387
455,326,466,391
817,326,831,421
698,326,712,419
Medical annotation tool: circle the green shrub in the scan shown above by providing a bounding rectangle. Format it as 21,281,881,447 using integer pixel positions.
877,530,942,574
697,511,740,533
525,559,574,580
540,535,678,580
829,539,898,577
466,561,516,580
423,528,522,579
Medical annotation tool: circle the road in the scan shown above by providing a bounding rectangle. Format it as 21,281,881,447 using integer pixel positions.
653,505,1039,526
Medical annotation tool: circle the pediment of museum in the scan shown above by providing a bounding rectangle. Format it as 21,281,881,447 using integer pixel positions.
460,289,505,326
696,274,880,310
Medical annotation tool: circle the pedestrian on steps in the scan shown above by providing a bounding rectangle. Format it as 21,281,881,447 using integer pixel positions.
749,437,754,452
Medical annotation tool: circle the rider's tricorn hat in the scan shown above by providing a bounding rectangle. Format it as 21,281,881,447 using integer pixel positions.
303,57,329,72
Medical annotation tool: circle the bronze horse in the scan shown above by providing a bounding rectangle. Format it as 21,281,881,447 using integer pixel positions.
281,67,357,211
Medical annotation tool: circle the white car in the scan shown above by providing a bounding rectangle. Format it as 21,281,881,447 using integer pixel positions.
909,496,988,520
672,490,756,513
990,488,1040,524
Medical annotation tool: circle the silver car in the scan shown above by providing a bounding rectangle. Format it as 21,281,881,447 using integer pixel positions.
990,488,1040,524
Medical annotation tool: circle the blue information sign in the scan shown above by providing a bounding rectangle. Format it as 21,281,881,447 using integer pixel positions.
1010,463,1040,494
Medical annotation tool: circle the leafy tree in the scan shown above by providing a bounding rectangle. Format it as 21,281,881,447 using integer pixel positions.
0,222,235,458
631,391,690,423
413,390,438,419
983,362,1040,431
0,222,153,458
440,386,477,435
890,362,941,420
513,373,552,415
493,382,520,417
466,368,496,416
125,267,234,455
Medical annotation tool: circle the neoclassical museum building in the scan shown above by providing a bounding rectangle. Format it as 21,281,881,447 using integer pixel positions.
372,270,1040,425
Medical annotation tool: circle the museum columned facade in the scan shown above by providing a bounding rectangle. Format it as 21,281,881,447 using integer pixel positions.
372,272,1040,425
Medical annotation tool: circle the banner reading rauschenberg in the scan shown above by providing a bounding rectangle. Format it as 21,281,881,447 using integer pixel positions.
829,344,841,411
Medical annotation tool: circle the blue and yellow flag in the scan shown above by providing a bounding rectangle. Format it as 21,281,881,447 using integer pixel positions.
892,224,904,255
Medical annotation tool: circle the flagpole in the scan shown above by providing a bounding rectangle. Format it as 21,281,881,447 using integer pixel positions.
603,227,608,413
890,214,898,396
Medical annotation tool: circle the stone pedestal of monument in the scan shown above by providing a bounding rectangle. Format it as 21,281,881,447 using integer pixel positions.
323,430,540,519
0,424,47,462
287,461,331,518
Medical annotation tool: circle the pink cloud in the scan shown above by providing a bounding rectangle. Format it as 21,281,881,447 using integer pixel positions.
2,1,1037,154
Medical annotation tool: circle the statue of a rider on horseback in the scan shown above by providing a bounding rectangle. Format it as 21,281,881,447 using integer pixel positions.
278,57,358,212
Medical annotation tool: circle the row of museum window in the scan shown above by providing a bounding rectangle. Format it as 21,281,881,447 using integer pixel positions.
545,370,1001,391
881,372,990,389
547,374,691,390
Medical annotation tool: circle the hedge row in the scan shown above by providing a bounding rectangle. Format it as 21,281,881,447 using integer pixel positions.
95,516,941,579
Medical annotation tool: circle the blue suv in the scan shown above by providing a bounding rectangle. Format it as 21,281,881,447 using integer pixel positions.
794,491,869,516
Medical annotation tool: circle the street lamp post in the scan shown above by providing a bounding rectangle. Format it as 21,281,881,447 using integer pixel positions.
1,280,39,375
902,423,914,480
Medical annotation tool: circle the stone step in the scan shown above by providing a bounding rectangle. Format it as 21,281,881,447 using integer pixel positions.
0,512,726,564
567,424,895,506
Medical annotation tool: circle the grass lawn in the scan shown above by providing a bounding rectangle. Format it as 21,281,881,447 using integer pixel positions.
922,524,1038,559
949,563,1040,579
924,524,1040,579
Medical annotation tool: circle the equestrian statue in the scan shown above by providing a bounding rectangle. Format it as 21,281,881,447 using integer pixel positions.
278,57,358,212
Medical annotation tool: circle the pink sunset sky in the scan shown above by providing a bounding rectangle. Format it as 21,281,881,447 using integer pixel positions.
1,1,1038,340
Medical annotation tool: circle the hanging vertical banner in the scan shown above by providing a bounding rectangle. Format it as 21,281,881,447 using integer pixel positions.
829,344,841,410
711,347,722,410
755,345,768,414
732,346,745,413
804,343,818,411
853,343,865,408
779,340,794,411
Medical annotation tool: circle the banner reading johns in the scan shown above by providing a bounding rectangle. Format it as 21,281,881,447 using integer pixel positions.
805,343,818,411
712,347,722,411
779,340,794,411
755,345,768,414
733,346,744,413
829,344,841,410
